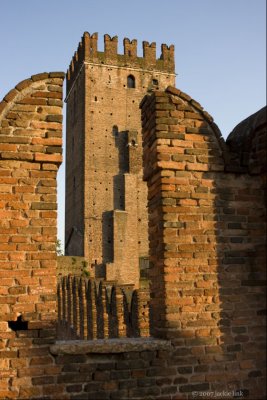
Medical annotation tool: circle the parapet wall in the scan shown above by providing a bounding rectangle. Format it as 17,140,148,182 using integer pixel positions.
0,74,266,399
141,87,266,398
57,276,150,340
0,73,64,399
66,32,175,94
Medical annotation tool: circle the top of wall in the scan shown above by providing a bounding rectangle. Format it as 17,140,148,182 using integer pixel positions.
141,86,266,177
226,106,267,174
66,32,175,94
226,106,266,151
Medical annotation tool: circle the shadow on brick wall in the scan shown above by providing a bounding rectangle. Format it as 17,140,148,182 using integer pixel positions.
141,87,266,398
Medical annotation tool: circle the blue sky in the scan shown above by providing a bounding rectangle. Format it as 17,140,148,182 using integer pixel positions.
0,0,266,248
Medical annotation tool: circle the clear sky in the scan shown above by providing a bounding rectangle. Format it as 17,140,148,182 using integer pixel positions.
0,0,266,249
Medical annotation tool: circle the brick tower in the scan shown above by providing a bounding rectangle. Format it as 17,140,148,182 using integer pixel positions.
65,32,175,287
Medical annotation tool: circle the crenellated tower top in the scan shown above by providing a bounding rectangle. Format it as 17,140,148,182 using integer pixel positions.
66,32,175,94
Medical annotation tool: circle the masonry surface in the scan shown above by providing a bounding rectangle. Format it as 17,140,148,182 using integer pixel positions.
0,32,266,400
64,32,175,288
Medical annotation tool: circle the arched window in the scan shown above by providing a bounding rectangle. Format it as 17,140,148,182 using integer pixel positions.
127,75,135,89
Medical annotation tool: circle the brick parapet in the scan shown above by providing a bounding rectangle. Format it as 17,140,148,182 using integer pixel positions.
0,73,64,399
226,106,267,174
57,276,150,340
141,87,266,398
66,32,175,95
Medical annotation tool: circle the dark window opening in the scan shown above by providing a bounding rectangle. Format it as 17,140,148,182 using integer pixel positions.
8,316,28,331
113,125,118,137
127,75,135,89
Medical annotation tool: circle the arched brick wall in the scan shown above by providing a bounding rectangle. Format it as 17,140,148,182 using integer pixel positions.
0,72,64,399
141,86,266,398
0,74,265,399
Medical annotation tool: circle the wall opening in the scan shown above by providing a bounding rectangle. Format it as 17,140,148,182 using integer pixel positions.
127,75,135,89
8,316,28,331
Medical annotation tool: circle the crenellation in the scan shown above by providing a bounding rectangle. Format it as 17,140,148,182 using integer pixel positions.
104,34,118,60
143,41,156,66
161,43,175,69
57,275,150,340
66,32,175,95
123,37,138,58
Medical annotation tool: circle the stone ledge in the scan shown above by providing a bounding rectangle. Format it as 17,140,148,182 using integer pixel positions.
50,338,171,355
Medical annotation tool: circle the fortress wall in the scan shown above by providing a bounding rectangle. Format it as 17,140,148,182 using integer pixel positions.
0,73,64,399
0,73,265,399
141,87,266,399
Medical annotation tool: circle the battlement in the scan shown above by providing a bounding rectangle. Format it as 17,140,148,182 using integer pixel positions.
66,32,175,94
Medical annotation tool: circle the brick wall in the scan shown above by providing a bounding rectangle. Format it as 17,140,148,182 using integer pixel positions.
1,73,266,399
141,87,266,399
0,73,64,399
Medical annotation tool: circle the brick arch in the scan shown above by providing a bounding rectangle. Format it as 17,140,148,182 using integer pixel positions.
0,73,64,163
165,86,227,152
0,72,64,116
141,86,266,398
0,72,64,398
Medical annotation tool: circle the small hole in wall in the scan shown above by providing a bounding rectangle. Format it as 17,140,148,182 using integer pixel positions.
8,315,28,331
